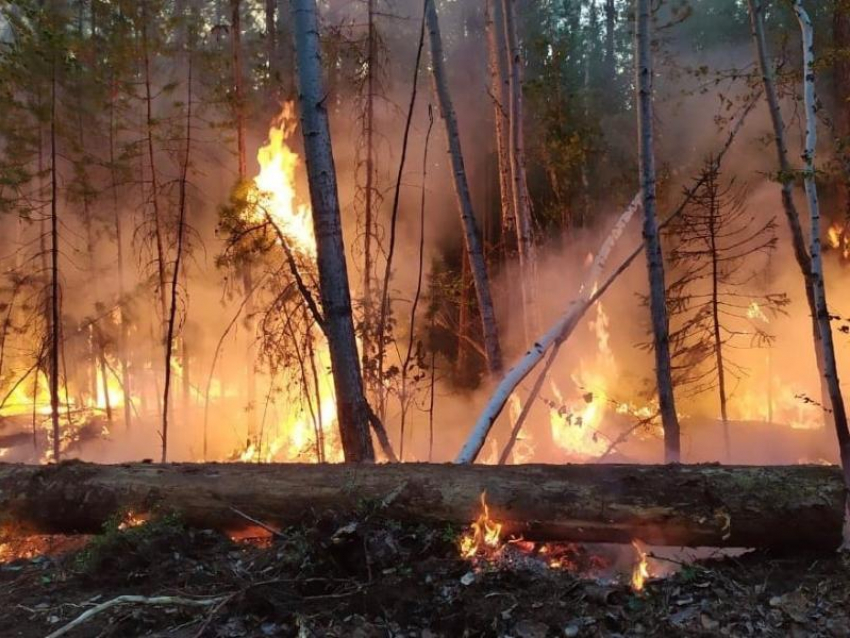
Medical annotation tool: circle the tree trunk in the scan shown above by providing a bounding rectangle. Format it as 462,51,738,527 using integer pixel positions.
290,0,375,462
49,59,60,462
636,0,680,463
162,51,194,463
502,0,538,340
834,0,850,219
604,0,616,84
108,77,132,429
425,0,503,376
707,180,730,459
231,0,258,441
793,1,850,489
484,0,515,248
457,195,641,463
266,0,277,81
0,462,844,549
746,0,830,428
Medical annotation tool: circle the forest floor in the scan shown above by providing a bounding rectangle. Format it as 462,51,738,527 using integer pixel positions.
0,511,848,638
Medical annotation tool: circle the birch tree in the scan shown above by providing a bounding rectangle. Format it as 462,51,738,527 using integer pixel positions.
425,0,503,376
792,0,850,486
636,0,680,463
290,0,375,462
502,0,538,339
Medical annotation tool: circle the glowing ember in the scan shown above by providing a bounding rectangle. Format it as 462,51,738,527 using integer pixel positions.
631,539,651,592
117,511,149,530
459,491,503,558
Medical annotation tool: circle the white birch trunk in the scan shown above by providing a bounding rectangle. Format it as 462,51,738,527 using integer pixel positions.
425,0,504,375
747,0,831,426
290,0,375,462
456,195,640,464
636,0,680,463
792,1,850,487
502,0,539,339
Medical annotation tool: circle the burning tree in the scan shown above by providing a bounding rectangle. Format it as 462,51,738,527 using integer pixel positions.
665,160,788,458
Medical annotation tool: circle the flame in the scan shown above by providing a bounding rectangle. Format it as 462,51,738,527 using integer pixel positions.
631,539,650,592
117,511,148,530
251,102,315,255
459,491,503,558
828,222,850,260
238,103,342,464
746,301,769,323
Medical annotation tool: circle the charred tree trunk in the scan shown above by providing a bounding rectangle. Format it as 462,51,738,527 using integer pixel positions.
290,0,375,462
425,0,503,376
361,0,377,392
707,181,730,459
793,1,850,488
0,462,844,550
636,0,680,463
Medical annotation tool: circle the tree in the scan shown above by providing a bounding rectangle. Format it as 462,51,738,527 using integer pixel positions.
636,0,680,463
792,0,850,487
425,0,503,376
290,0,375,462
666,160,787,458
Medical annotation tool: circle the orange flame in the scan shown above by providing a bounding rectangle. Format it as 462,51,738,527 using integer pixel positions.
459,491,503,558
631,539,650,592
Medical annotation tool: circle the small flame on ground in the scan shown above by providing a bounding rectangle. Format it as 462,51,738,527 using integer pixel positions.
631,539,650,592
459,491,503,558
117,511,148,531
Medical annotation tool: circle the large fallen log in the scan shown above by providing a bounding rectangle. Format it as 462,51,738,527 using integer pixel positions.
0,462,844,549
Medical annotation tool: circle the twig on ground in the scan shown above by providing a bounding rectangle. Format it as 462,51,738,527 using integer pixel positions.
228,506,286,539
45,595,226,638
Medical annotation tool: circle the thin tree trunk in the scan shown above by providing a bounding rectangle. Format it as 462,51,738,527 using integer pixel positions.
140,5,168,327
162,49,194,463
290,0,375,462
834,0,850,219
425,0,503,375
49,59,60,462
108,77,132,429
793,0,850,488
636,0,680,463
604,0,616,83
747,0,830,424
485,0,515,245
707,178,730,459
502,0,538,339
231,0,258,441
266,0,277,80
361,0,376,392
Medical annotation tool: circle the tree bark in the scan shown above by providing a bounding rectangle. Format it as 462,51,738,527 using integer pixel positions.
746,0,830,428
502,0,538,339
0,462,844,549
290,0,375,462
425,0,504,376
456,195,641,463
636,0,680,463
604,0,616,84
49,58,60,462
793,1,850,489
484,0,515,247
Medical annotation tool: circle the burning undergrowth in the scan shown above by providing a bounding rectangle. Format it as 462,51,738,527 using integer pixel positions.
0,510,848,637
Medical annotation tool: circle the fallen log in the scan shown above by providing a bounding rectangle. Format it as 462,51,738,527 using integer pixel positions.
0,462,844,549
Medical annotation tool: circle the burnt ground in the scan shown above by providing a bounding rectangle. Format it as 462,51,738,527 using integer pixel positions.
0,512,848,638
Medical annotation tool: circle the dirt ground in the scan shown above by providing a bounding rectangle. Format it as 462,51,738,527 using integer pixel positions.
1,512,848,638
